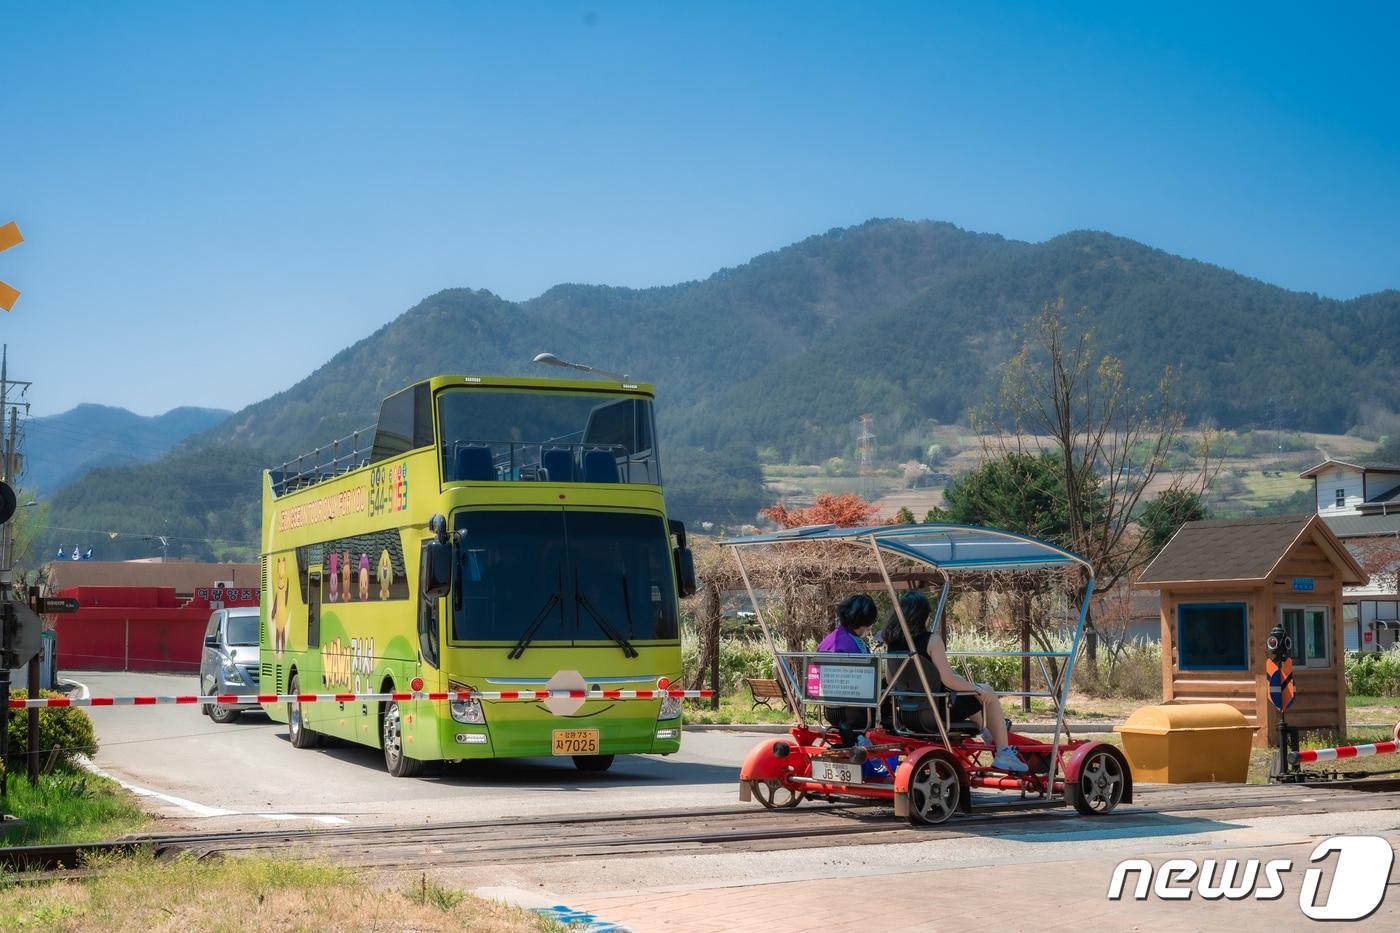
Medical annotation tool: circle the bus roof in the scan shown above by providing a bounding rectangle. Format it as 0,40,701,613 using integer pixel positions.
720,523,1092,574
424,375,655,396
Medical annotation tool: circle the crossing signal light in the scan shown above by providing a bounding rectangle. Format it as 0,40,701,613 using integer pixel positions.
0,221,22,311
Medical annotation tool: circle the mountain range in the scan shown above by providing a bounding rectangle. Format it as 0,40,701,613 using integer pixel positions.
23,404,230,494
35,218,1400,562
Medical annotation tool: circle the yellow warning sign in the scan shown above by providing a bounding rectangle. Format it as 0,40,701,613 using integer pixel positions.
0,221,22,311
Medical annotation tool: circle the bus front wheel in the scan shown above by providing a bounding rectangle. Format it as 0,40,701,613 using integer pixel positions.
573,754,614,773
382,699,425,778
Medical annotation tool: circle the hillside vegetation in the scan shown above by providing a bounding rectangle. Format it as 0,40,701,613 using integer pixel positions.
36,219,1400,560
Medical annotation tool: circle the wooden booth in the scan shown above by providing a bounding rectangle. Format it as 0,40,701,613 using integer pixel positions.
1136,515,1367,746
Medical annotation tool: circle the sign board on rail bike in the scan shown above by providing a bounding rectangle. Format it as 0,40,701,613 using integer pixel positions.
253,374,698,777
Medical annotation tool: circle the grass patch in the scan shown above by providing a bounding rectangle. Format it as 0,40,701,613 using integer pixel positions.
0,852,555,932
0,767,149,846
683,692,795,726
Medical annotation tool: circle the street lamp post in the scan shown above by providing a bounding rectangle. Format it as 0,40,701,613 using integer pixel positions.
532,352,630,381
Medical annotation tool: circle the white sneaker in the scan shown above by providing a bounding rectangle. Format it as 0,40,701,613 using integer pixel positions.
978,728,994,745
992,746,1029,773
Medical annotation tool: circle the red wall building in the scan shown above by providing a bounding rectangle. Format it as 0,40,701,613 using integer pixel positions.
47,562,259,673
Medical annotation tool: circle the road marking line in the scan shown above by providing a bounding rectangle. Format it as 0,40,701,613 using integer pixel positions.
78,756,351,825
79,758,238,818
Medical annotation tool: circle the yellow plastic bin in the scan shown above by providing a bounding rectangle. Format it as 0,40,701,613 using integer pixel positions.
1115,703,1254,784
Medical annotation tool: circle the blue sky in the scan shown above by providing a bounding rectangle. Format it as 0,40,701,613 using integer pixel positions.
3,2,1397,416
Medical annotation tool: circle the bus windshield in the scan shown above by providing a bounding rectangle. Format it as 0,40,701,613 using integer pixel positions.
438,388,659,484
451,510,679,646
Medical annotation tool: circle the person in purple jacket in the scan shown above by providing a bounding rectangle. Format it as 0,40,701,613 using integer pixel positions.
818,594,878,746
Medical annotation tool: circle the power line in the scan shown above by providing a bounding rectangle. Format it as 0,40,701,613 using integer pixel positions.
42,524,258,548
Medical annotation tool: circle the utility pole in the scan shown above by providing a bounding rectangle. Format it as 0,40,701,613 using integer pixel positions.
0,345,35,789
858,414,875,501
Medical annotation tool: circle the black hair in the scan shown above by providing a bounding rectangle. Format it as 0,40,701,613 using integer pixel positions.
836,593,878,632
880,590,932,651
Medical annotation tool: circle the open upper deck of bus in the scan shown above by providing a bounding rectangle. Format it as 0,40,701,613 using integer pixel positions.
268,374,660,497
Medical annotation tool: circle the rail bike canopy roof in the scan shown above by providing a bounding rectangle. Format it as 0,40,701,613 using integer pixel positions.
720,523,1092,575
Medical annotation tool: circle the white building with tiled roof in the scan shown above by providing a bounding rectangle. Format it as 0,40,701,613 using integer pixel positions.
1301,458,1400,651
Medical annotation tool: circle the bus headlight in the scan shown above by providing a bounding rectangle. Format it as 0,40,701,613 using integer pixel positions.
658,695,682,720
451,698,485,724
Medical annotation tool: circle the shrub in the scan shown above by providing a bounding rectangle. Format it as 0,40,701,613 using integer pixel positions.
1346,649,1400,697
5,690,98,774
1076,639,1163,700
682,632,778,694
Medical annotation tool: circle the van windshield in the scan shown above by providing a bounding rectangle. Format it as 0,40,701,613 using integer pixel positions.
226,614,260,647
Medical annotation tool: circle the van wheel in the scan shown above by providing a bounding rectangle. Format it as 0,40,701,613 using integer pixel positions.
209,703,241,724
572,754,615,773
288,674,318,749
382,700,424,778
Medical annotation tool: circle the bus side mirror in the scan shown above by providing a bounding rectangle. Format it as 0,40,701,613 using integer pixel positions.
673,546,698,598
421,539,453,600
669,519,697,598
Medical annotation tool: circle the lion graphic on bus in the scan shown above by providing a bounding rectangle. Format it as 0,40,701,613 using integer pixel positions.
378,549,393,599
271,556,290,656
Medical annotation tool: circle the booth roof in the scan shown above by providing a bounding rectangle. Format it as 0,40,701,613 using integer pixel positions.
719,523,1090,573
1137,514,1367,587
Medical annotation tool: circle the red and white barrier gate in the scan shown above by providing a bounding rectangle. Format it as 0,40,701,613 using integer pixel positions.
1288,722,1400,765
7,688,714,710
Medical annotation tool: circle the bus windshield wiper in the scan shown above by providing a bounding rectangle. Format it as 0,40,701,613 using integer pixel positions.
576,589,639,658
508,592,561,660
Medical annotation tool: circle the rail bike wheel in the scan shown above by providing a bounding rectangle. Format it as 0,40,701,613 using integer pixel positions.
287,674,317,748
906,755,963,825
749,779,805,809
1065,747,1126,815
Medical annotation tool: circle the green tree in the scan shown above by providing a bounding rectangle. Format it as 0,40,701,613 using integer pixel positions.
894,506,916,524
1138,489,1210,557
937,451,1084,544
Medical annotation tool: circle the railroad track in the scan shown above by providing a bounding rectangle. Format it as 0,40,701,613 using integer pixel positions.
7,781,1400,876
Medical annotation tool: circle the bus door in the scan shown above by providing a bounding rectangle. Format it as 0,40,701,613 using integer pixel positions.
307,568,322,648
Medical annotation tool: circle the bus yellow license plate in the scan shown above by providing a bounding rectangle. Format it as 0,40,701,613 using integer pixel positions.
552,729,599,755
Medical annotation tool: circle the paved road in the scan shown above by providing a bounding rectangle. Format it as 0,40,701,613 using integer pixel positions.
74,671,761,831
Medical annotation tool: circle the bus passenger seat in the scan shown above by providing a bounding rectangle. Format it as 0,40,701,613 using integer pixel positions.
542,447,575,482
582,449,620,483
455,445,496,481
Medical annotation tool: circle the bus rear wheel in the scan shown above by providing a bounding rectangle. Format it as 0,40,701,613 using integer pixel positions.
572,754,614,773
382,699,424,778
288,674,317,748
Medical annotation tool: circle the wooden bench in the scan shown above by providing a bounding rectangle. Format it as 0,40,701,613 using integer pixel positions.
744,677,791,711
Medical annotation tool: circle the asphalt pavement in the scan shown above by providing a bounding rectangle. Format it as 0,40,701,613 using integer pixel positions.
73,670,762,831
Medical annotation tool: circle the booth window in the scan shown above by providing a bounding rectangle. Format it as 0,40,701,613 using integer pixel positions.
1176,603,1248,670
1282,606,1329,668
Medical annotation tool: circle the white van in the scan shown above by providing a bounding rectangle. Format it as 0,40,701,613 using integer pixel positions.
199,607,262,723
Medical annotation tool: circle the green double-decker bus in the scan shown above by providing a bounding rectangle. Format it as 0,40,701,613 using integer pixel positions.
259,375,695,776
